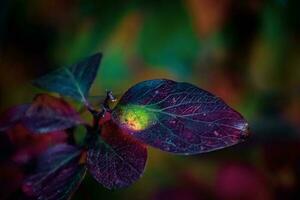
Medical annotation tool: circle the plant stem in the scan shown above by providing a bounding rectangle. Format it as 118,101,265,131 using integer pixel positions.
88,90,116,133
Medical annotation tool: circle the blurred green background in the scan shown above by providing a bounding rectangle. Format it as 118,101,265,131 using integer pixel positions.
0,0,299,199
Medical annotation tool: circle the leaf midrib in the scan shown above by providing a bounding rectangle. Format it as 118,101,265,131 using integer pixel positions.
98,137,142,177
34,150,81,185
64,68,87,102
142,106,246,131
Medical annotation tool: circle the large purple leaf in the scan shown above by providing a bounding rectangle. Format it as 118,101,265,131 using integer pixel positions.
23,94,84,133
87,121,147,189
22,144,86,200
0,104,29,132
112,79,249,155
33,53,102,103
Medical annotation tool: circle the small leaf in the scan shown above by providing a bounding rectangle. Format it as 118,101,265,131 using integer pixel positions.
22,144,86,200
33,53,102,103
112,79,249,155
0,104,29,132
87,121,147,189
23,94,84,133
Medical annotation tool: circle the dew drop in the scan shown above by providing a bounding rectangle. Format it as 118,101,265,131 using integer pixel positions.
213,130,219,136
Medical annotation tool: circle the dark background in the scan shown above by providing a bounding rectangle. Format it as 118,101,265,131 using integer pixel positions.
0,0,299,199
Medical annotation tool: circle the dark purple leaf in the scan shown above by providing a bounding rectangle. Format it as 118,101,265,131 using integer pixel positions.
87,121,147,189
33,53,102,103
23,94,84,133
0,104,29,132
112,79,249,154
22,144,86,200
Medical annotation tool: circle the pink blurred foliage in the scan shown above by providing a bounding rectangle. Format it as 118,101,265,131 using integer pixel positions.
0,122,68,198
7,123,68,164
215,162,272,200
151,162,274,200
152,171,211,200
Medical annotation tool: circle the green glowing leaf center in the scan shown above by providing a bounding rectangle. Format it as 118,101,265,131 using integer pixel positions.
119,105,155,131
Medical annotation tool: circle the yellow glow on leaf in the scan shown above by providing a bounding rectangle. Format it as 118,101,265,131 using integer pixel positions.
119,105,154,131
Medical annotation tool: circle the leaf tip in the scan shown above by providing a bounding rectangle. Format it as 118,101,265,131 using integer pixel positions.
91,52,103,64
240,122,251,140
